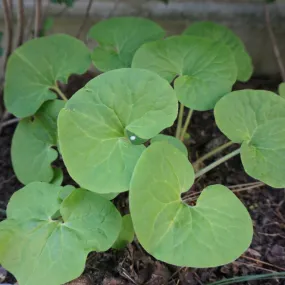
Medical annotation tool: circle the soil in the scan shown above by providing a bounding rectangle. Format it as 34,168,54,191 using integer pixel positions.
0,74,285,285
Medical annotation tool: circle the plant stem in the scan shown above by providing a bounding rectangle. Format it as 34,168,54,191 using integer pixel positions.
34,0,42,38
180,109,193,141
193,141,234,168
52,85,68,101
195,148,241,179
175,104,184,139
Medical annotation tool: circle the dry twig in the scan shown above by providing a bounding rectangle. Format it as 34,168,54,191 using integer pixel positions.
16,0,25,47
242,255,285,272
264,4,285,81
2,0,13,70
34,0,42,38
76,0,94,39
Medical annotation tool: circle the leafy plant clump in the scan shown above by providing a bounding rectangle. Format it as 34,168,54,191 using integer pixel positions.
0,17,283,285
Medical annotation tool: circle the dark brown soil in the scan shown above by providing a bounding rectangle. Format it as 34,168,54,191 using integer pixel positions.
0,75,285,285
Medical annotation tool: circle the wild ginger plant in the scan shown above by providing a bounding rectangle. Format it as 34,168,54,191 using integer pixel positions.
0,17,283,285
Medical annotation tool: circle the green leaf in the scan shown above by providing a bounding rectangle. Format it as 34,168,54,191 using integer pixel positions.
51,168,63,185
132,36,237,111
50,0,75,7
125,129,149,145
58,185,75,201
112,214,134,249
88,17,165,72
100,192,119,200
214,90,285,188
279,82,285,99
4,34,91,118
130,142,253,267
183,22,253,82
11,100,65,185
58,68,178,193
0,182,121,285
151,134,188,156
40,17,54,37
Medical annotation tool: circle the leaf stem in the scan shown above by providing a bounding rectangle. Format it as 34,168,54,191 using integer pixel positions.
180,109,193,141
175,104,184,139
195,148,241,179
193,141,234,169
52,85,68,101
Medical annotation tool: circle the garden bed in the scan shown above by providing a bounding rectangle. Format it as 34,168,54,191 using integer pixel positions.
0,74,284,285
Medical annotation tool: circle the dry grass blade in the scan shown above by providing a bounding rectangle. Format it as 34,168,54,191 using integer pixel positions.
241,255,285,272
183,182,265,203
207,271,285,285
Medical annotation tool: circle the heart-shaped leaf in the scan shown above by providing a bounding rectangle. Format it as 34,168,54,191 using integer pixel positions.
4,34,91,118
183,21,253,82
130,142,253,267
132,36,237,111
151,134,188,156
112,214,134,249
0,182,121,285
11,100,65,185
58,68,178,193
88,17,165,72
279,82,285,99
215,90,285,188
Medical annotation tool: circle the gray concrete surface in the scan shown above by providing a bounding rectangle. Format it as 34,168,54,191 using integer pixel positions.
0,0,285,77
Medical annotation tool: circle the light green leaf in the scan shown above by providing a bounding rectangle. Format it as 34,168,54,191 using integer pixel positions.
130,142,253,267
132,36,237,111
279,82,285,99
58,68,178,193
183,21,253,82
151,134,188,156
58,185,75,201
4,34,91,118
1,182,121,285
51,168,63,185
100,192,119,200
215,90,285,187
88,17,165,72
11,100,65,185
112,214,134,249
